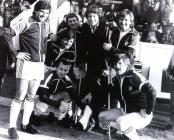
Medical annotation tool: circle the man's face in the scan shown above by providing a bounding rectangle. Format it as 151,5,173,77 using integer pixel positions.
34,9,50,22
113,59,128,75
56,62,70,78
88,13,99,27
4,2,9,7
82,7,87,16
153,2,160,11
67,17,78,29
98,7,103,17
61,38,74,49
119,15,132,31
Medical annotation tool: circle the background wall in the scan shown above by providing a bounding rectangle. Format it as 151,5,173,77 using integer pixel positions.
137,42,173,92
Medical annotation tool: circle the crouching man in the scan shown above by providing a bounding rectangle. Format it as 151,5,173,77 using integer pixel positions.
31,59,77,127
99,53,156,140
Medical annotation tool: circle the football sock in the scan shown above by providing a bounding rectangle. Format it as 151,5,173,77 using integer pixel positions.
9,98,23,128
22,96,35,126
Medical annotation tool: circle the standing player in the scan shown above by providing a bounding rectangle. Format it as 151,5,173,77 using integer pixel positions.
8,1,51,139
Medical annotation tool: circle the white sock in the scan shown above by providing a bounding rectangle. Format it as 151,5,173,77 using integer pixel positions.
9,99,22,128
79,105,92,130
22,98,35,126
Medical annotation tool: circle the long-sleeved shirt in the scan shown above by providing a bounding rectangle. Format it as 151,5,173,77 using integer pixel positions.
10,16,49,62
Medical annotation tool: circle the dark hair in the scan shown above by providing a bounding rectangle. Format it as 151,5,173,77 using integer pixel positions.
58,29,74,40
66,12,79,23
118,9,134,27
56,29,74,46
3,0,10,6
54,58,70,67
34,0,51,12
86,4,100,16
109,53,130,67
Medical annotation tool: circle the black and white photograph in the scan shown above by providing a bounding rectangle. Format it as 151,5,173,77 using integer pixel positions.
0,0,174,139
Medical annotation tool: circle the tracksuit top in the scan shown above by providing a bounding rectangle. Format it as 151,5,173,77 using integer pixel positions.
38,71,74,107
11,16,49,62
110,27,139,64
110,69,156,114
38,71,84,109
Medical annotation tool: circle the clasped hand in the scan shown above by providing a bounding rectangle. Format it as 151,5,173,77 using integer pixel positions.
82,92,92,104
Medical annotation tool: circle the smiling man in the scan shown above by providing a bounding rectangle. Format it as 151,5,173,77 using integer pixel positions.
45,29,75,70
31,59,74,126
8,1,51,139
103,9,139,66
75,4,110,131
99,53,156,140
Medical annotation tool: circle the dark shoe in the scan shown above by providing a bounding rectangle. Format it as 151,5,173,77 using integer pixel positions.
58,116,75,128
112,133,130,140
74,122,84,131
20,124,38,134
8,127,19,139
90,126,107,135
47,112,58,124
29,113,41,126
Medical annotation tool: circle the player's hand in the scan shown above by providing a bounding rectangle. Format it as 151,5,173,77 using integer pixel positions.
102,70,109,77
59,100,69,113
82,92,92,104
103,43,112,51
16,52,31,61
9,63,15,69
49,33,58,41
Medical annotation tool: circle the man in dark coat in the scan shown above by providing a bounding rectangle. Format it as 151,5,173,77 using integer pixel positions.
103,9,139,66
0,16,16,89
75,5,110,130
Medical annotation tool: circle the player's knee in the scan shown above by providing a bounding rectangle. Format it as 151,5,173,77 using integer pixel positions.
26,94,35,102
13,97,23,104
15,91,26,101
35,101,48,114
98,111,107,121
